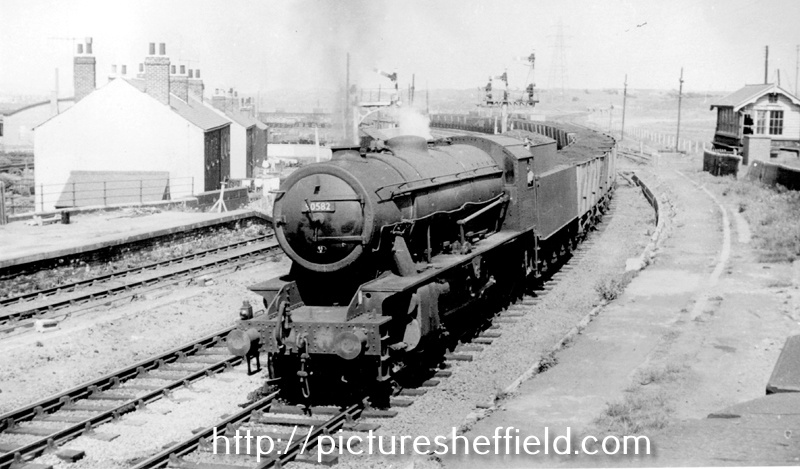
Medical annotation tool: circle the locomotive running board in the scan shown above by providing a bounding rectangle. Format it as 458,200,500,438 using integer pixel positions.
364,230,521,294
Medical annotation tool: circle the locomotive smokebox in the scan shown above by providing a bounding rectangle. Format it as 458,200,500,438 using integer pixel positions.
273,134,504,283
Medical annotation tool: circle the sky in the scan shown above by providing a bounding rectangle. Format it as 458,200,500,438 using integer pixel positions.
1,0,800,99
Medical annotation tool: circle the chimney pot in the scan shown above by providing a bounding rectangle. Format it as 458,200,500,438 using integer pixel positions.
121,65,127,75
188,69,194,78
195,69,201,78
111,64,117,74
159,43,166,55
171,65,176,74
77,44,84,54
85,41,92,55
139,63,144,72
149,43,156,55
180,65,185,74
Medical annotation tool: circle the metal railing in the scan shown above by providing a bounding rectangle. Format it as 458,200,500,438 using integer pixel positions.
2,176,198,216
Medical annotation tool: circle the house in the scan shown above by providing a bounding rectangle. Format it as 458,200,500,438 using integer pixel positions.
710,83,800,152
208,91,268,179
34,41,231,211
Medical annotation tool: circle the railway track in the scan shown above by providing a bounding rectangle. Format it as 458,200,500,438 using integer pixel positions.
618,147,655,164
131,399,366,468
0,235,280,330
2,194,622,469
118,247,594,468
0,328,242,469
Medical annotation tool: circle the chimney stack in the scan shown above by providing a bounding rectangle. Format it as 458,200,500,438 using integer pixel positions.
188,69,204,101
211,89,227,111
73,37,96,102
171,63,189,102
144,42,170,105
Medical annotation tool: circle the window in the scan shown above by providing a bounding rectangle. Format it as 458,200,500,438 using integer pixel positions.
526,161,534,187
769,110,783,135
768,93,778,104
756,110,767,134
717,108,737,134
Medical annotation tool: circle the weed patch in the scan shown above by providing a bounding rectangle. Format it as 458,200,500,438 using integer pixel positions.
595,271,636,301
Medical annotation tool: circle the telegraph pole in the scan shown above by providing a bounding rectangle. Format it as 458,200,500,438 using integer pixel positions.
426,82,430,115
621,74,628,142
795,44,799,96
676,67,684,152
764,46,769,84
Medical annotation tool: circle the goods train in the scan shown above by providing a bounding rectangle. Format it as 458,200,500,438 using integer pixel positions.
227,117,616,405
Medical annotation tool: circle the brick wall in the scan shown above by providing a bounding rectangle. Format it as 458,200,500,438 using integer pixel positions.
74,56,96,102
145,56,170,105
188,79,204,101
171,75,188,102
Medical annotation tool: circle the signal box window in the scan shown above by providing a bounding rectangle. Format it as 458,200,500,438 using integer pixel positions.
756,110,767,134
769,111,783,135
768,93,778,104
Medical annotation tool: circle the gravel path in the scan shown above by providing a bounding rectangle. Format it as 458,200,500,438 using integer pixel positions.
317,180,653,468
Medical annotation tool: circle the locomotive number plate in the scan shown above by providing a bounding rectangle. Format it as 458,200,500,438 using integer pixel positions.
308,201,335,212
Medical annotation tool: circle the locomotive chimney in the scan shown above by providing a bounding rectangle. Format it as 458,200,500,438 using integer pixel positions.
73,37,96,102
144,42,170,105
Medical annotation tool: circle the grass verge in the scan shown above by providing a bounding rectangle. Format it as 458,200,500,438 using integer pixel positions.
700,172,800,262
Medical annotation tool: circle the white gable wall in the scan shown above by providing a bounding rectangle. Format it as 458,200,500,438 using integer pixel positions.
34,79,205,211
742,93,800,140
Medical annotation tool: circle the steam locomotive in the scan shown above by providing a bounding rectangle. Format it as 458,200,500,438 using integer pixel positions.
227,118,615,404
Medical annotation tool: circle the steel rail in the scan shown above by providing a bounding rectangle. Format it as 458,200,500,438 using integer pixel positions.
0,240,279,326
260,402,364,469
129,391,280,469
0,327,240,469
1,234,273,308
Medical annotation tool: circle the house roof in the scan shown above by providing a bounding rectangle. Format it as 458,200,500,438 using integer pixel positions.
223,107,257,129
3,98,75,116
710,83,800,111
126,78,230,131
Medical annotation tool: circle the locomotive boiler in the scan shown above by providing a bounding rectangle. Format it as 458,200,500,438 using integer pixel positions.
228,122,615,404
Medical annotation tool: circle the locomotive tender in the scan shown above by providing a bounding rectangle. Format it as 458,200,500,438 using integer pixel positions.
228,118,616,402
